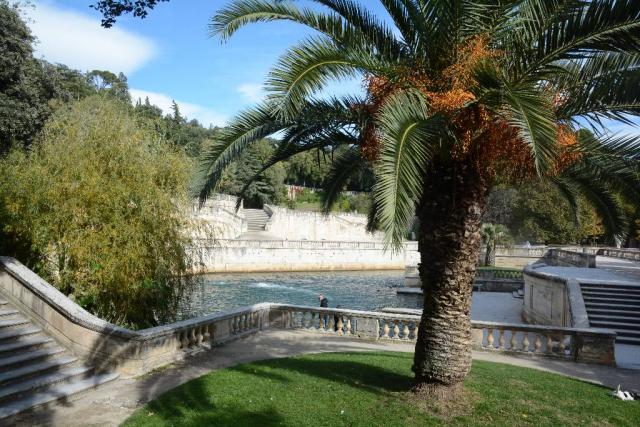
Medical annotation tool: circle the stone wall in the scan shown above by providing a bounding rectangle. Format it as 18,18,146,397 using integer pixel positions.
194,240,420,273
264,205,383,241
192,196,247,240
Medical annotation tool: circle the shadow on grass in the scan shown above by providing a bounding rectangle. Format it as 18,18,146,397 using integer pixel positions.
139,377,285,427
231,355,414,394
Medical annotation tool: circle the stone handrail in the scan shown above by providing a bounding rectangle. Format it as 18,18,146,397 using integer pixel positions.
0,256,270,377
269,304,615,365
545,249,596,268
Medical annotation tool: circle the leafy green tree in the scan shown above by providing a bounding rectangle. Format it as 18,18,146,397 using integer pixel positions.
198,1,640,393
93,0,169,27
0,96,193,328
86,70,131,102
511,182,604,244
218,138,287,208
0,1,50,152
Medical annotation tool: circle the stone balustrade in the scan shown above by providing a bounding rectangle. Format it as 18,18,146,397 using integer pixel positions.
0,257,617,381
267,304,615,365
597,248,640,261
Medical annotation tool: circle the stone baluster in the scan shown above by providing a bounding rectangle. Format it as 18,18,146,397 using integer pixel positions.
558,334,566,354
522,332,530,352
196,326,203,345
328,315,335,332
413,323,419,340
243,313,249,330
545,334,553,354
304,312,311,329
402,322,410,340
190,328,197,347
346,318,352,335
181,331,189,349
382,320,390,339
486,328,494,348
317,312,324,331
498,329,505,350
393,320,400,339
534,334,542,353
203,324,211,343
510,330,517,351
336,316,344,335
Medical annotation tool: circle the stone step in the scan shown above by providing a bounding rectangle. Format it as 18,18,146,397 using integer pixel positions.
0,319,30,331
588,314,640,324
0,337,53,356
582,294,640,307
0,372,119,420
0,328,41,344
584,300,640,312
581,284,640,292
0,365,93,403
0,348,65,372
582,290,640,299
0,356,77,387
586,307,640,317
589,320,640,331
0,310,18,318
0,301,7,307
617,336,640,346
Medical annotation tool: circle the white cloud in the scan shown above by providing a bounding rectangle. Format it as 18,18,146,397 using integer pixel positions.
26,3,156,75
237,83,265,103
130,88,228,127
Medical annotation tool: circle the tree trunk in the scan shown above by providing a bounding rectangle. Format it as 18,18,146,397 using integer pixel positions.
485,241,496,266
413,159,488,388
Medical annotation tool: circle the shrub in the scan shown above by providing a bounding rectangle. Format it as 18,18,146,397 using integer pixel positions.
0,96,194,328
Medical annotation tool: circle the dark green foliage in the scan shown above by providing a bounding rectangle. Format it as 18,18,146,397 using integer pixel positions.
123,352,640,426
509,182,604,245
92,0,169,27
218,139,287,208
0,1,51,152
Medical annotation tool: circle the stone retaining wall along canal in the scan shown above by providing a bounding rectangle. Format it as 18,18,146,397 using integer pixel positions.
193,240,420,273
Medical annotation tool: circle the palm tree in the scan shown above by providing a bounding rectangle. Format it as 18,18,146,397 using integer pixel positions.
480,223,510,266
198,0,640,393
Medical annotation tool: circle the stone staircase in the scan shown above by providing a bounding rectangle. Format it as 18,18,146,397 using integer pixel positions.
581,283,640,346
244,208,270,232
0,298,118,420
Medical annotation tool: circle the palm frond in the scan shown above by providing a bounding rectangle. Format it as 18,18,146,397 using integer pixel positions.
211,0,405,58
373,90,445,248
502,80,559,174
320,147,368,213
266,37,390,119
196,103,281,204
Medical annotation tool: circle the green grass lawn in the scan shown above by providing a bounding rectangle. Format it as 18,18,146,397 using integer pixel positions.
123,352,639,427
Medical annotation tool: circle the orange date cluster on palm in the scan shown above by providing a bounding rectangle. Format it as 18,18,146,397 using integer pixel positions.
359,35,580,180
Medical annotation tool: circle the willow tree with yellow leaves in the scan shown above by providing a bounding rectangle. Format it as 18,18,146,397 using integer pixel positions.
198,1,640,393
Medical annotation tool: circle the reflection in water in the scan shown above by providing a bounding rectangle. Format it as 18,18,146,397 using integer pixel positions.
182,270,404,319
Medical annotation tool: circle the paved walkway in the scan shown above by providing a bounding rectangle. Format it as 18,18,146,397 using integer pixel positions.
12,330,640,427
597,255,640,283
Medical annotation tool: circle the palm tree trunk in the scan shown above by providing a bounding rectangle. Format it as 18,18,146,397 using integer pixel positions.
485,242,496,266
413,159,488,390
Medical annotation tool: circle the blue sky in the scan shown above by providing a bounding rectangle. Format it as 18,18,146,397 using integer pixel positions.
26,1,639,135
27,0,370,126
